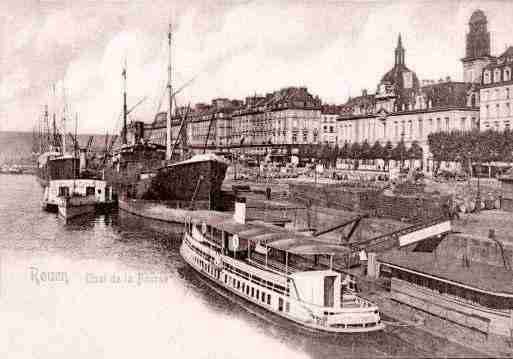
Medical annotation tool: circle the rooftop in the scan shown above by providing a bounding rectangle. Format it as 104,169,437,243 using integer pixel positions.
379,250,513,295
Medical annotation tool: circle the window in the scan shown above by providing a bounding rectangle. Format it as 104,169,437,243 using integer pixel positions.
494,68,501,83
267,294,271,305
497,104,500,117
484,70,491,84
418,119,423,138
507,88,511,99
436,118,441,131
504,67,511,81
486,105,490,118
86,186,95,196
261,291,265,302
460,118,466,130
58,186,69,197
445,118,449,131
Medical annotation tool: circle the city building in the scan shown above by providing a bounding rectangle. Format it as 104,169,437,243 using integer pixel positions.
320,105,344,145
338,23,481,172
230,87,322,157
480,47,513,131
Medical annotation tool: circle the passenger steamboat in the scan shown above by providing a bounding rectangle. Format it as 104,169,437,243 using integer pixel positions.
180,198,384,333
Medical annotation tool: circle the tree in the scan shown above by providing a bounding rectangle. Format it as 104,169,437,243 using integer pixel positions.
330,143,340,168
407,140,423,170
350,142,361,169
383,141,394,171
360,140,371,161
339,141,350,160
370,141,384,161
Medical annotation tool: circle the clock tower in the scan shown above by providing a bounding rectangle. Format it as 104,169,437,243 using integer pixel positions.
462,10,495,83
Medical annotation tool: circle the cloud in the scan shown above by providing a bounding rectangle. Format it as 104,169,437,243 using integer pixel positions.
0,68,30,101
3,1,513,133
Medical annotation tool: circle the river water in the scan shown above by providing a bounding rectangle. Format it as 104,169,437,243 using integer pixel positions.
0,174,434,358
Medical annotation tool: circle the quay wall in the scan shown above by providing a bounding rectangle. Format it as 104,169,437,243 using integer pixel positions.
288,183,451,222
382,278,513,357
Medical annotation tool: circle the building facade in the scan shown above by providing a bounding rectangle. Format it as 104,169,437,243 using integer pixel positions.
480,47,513,131
229,87,322,156
337,20,482,172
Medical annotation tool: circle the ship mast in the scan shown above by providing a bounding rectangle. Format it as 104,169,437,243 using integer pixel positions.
122,59,128,145
44,104,49,152
166,23,173,161
62,87,67,154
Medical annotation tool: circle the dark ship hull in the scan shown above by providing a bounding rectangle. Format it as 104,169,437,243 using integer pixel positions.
106,149,229,210
36,152,80,187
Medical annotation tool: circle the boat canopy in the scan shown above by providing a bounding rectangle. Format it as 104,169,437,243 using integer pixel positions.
187,211,350,257
265,237,351,256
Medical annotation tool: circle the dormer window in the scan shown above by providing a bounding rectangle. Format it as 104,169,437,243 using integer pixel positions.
494,68,501,83
484,70,491,84
504,67,512,82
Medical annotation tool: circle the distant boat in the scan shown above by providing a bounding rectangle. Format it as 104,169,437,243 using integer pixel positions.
43,178,113,217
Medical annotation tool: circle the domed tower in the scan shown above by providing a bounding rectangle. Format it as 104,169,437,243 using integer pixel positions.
376,34,419,113
462,9,495,83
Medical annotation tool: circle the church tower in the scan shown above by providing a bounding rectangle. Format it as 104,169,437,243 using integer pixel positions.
395,34,405,66
462,9,495,83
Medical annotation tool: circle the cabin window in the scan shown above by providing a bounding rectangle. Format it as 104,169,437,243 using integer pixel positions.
251,287,254,297
261,291,265,302
58,186,69,197
237,281,240,290
267,294,271,305
97,189,101,194
256,289,259,299
246,285,250,295
285,302,290,312
86,186,95,196
242,283,245,291
278,298,284,312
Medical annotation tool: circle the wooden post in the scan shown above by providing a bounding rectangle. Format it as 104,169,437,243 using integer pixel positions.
265,243,268,267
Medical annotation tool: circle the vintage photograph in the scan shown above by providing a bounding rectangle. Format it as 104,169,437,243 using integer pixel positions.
1,0,513,357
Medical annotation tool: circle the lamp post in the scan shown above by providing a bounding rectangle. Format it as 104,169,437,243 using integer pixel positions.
476,161,481,213
400,131,405,171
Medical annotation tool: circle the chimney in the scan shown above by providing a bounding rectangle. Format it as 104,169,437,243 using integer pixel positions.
234,197,246,224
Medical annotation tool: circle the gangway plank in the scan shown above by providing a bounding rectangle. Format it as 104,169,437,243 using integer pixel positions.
350,217,452,253
312,214,368,238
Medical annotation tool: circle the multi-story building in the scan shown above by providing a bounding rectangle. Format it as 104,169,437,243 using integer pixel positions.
320,105,344,145
337,18,482,172
230,87,322,157
480,48,513,131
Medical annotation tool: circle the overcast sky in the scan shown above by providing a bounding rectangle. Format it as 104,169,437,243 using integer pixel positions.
1,0,513,134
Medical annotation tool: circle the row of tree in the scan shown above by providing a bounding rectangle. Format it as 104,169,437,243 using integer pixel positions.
427,129,513,174
297,140,423,169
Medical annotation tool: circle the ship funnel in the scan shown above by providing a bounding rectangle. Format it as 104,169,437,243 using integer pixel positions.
234,197,246,224
79,149,87,173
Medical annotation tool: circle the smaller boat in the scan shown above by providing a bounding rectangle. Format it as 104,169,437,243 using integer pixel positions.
57,195,96,221
180,198,384,333
43,178,114,220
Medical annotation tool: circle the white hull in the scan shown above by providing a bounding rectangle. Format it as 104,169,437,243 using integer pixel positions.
58,199,95,221
180,231,384,333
